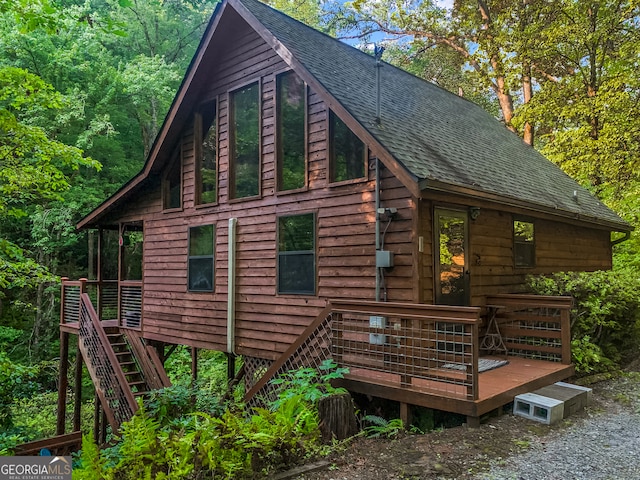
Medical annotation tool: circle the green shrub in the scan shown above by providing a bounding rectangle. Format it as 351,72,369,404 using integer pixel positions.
527,270,640,373
73,362,341,479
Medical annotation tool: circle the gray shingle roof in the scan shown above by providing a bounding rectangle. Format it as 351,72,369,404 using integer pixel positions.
237,0,629,230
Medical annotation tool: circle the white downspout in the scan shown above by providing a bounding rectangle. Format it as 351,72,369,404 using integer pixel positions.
227,218,237,354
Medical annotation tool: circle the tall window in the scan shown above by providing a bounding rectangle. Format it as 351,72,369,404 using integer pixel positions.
277,71,306,191
196,101,217,205
230,82,260,199
278,213,315,295
188,225,215,292
514,219,535,267
329,110,365,183
163,148,181,210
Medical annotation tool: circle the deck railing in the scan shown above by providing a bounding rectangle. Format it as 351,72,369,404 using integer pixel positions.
332,301,481,400
485,294,572,364
61,278,142,330
245,301,482,407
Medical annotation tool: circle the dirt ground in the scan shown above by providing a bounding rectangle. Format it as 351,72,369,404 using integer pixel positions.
290,370,640,480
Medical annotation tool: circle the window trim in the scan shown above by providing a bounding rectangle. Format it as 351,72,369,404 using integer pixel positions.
276,212,317,296
328,109,368,186
194,98,218,207
229,79,262,202
513,217,536,268
275,70,308,194
162,145,183,212
187,224,216,293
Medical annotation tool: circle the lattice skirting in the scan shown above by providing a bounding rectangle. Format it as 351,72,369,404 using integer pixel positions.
243,356,273,393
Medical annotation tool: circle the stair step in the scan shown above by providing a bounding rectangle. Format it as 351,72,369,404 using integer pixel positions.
128,380,147,387
133,390,149,397
118,361,137,367
115,351,133,357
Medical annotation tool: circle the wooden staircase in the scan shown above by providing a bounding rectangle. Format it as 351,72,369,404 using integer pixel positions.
105,328,152,398
77,293,170,433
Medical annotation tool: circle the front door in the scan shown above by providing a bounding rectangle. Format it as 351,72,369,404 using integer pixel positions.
434,208,469,306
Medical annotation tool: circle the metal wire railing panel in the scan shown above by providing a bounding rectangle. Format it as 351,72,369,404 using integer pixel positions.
120,283,142,329
62,284,82,325
332,310,478,400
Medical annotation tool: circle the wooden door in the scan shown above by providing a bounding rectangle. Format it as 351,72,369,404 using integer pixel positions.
434,208,469,306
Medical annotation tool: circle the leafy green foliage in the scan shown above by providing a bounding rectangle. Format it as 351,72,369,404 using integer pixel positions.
269,359,349,410
362,415,404,438
72,361,353,478
75,391,322,478
527,270,640,374
0,351,36,430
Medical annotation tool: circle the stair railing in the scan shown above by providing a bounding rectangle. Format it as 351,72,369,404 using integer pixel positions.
77,293,138,432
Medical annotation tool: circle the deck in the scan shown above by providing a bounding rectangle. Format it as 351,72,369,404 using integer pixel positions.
60,278,574,425
245,295,574,424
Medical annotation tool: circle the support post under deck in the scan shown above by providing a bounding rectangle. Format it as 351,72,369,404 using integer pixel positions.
56,331,70,436
73,345,83,432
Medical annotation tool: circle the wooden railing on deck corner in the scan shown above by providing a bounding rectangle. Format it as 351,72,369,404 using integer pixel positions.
485,294,573,364
245,301,482,407
77,293,138,432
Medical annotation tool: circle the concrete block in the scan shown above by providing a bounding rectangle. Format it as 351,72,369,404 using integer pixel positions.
513,392,564,425
534,382,591,418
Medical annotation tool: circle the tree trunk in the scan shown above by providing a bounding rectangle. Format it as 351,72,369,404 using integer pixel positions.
318,392,358,442
522,60,534,146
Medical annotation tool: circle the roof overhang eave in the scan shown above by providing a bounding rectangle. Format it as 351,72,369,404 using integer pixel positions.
419,179,632,233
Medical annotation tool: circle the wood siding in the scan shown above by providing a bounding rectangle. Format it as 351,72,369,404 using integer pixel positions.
418,198,612,306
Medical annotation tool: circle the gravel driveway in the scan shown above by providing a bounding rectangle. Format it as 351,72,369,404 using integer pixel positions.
298,371,640,480
475,373,640,480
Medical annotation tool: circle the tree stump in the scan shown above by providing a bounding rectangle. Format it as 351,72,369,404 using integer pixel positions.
318,392,358,442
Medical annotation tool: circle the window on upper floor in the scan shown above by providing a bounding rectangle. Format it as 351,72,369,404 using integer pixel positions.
188,224,215,292
163,147,182,210
276,71,306,191
514,219,535,268
329,110,366,183
230,82,260,199
196,101,217,205
277,213,316,295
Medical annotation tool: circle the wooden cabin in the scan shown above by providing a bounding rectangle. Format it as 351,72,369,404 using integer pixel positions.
57,0,631,435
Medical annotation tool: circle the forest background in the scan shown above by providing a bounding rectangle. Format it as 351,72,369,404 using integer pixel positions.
1,0,640,446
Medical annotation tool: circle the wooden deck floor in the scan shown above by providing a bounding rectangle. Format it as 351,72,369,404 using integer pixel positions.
338,356,574,420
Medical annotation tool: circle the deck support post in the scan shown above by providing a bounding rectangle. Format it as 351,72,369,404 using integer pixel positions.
466,416,480,428
73,345,83,432
191,347,198,382
227,353,236,382
399,402,411,428
93,391,100,444
56,331,70,436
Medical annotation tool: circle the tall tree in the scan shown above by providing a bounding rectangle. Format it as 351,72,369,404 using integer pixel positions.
344,0,554,144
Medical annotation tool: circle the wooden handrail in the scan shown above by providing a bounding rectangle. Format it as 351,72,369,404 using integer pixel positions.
330,300,481,322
